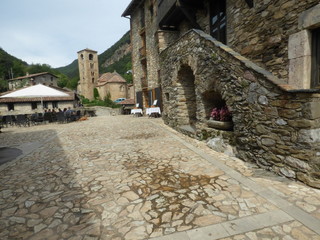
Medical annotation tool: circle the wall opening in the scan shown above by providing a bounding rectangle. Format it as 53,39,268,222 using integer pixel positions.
202,90,226,119
177,65,197,125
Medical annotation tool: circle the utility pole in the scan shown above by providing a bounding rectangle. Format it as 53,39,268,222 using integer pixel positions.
11,68,14,79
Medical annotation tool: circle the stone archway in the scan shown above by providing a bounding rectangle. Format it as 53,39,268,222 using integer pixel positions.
176,65,197,126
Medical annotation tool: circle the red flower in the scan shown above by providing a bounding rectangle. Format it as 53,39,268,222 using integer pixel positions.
210,106,232,121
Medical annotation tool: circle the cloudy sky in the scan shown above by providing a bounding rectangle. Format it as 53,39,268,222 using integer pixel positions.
0,0,131,68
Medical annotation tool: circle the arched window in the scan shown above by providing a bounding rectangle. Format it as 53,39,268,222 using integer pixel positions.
80,54,84,60
89,54,93,60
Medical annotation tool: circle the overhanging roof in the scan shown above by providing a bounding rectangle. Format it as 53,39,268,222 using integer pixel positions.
122,0,144,17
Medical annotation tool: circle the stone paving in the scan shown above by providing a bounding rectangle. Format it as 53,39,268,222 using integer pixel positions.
0,115,320,240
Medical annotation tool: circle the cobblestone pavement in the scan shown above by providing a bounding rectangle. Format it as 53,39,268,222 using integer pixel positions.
0,115,320,240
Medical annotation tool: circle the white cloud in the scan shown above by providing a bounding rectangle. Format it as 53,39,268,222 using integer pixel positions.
0,0,131,68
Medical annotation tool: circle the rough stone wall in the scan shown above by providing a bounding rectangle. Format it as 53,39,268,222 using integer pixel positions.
130,9,143,92
130,0,160,93
145,0,161,89
160,30,320,188
227,0,319,81
159,0,319,83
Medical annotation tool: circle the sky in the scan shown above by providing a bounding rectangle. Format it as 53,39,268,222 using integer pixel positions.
0,0,132,68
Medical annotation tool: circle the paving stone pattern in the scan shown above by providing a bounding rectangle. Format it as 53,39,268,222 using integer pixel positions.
0,115,319,240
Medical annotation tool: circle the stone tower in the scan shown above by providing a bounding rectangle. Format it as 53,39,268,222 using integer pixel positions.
77,48,99,100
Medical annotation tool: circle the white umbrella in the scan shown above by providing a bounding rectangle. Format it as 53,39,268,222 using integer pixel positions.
0,84,70,108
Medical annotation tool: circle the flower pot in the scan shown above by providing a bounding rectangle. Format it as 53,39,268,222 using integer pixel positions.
207,119,233,130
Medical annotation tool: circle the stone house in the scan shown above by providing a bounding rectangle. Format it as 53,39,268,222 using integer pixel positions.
96,71,134,101
8,72,58,90
123,0,320,188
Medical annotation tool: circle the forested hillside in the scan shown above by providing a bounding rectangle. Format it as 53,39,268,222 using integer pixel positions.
56,31,132,83
0,48,28,91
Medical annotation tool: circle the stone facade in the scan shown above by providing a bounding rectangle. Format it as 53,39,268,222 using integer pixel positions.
125,0,162,108
77,49,99,100
8,72,58,90
123,0,320,187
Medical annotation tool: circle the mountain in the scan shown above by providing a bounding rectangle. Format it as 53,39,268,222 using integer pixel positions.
0,48,28,80
56,31,132,82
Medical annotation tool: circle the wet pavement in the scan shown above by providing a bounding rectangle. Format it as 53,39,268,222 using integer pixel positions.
0,115,319,240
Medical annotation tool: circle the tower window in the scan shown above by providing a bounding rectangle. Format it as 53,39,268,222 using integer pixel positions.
92,78,95,83
89,54,93,60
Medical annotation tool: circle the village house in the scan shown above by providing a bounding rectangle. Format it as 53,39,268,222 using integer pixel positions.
123,0,320,188
8,72,58,90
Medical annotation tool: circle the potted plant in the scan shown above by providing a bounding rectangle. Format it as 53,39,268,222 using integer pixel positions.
207,106,233,130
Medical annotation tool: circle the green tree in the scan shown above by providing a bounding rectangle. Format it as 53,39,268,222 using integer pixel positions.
57,74,69,88
94,88,100,99
27,63,52,74
66,77,79,90
0,78,8,92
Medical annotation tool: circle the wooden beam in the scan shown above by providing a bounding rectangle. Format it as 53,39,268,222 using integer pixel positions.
245,0,254,8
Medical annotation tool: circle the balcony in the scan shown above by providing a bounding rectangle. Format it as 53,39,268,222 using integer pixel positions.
157,0,204,30
157,0,180,30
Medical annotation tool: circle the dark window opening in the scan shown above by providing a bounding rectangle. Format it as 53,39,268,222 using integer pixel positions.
149,3,154,18
7,103,14,111
92,78,95,83
311,28,320,88
140,7,145,28
52,102,58,109
31,102,37,110
210,0,227,44
80,54,84,60
165,93,169,101
136,91,143,109
89,54,93,60
43,102,48,109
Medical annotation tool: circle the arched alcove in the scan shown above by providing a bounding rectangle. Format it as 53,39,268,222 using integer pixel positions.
176,65,197,125
202,90,226,119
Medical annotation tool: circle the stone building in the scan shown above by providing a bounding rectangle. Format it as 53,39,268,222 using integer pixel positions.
8,72,58,90
123,0,320,188
77,48,99,100
96,71,133,101
123,0,163,109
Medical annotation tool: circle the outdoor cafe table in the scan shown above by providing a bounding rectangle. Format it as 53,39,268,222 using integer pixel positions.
146,107,161,117
131,108,143,116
